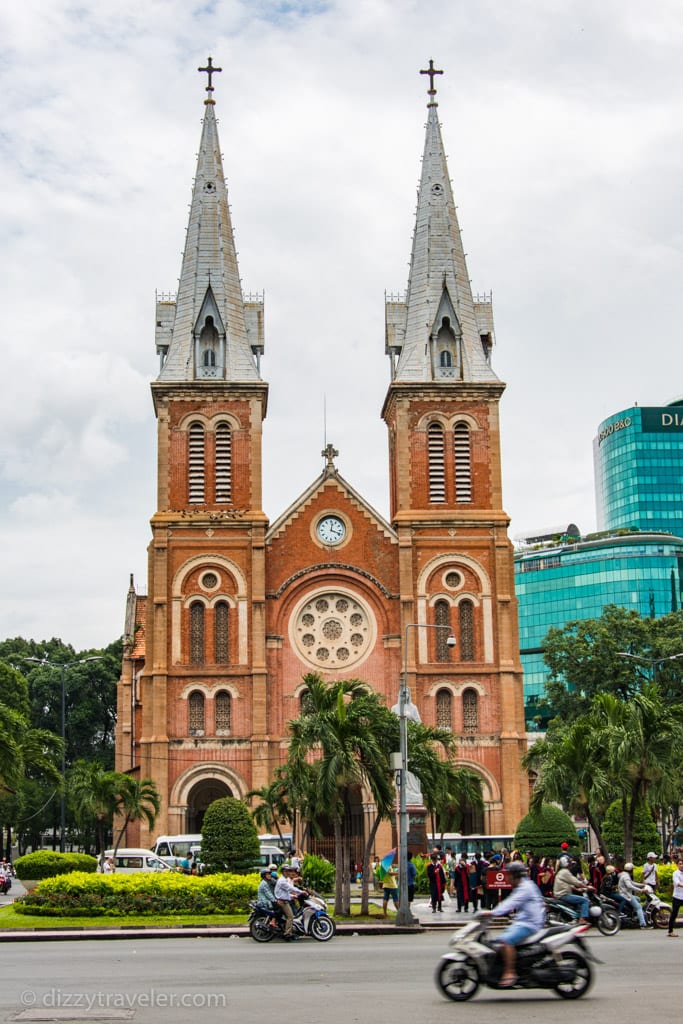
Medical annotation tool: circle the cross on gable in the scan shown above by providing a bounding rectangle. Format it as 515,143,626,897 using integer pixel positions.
420,59,443,103
198,57,222,102
322,443,339,470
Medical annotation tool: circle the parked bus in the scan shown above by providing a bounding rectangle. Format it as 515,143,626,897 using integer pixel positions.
426,834,514,857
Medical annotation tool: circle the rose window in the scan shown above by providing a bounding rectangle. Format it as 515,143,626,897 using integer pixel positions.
292,591,375,669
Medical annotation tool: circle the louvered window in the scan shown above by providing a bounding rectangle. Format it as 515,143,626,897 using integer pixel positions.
454,422,472,502
188,691,205,734
463,688,479,732
188,422,205,503
215,422,232,503
190,602,205,664
436,689,452,730
459,600,474,661
435,600,451,662
215,691,231,733
215,602,229,664
428,422,446,502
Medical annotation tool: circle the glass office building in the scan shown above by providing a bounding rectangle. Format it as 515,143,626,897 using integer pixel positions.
515,531,683,729
594,399,683,536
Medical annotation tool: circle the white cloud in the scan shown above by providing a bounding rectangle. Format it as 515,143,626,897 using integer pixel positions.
1,0,683,647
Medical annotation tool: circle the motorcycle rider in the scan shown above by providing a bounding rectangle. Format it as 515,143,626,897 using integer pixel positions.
274,864,308,942
483,860,546,988
618,863,647,928
257,868,279,912
553,856,591,923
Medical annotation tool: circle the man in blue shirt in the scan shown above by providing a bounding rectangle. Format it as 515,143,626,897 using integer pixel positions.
486,861,546,987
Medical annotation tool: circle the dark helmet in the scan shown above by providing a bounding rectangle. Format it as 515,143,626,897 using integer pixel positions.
260,868,271,878
507,861,528,878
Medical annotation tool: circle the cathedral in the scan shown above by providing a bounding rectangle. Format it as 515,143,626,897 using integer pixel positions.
116,60,529,853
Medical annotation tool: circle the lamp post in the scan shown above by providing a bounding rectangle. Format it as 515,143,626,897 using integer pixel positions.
616,651,683,685
24,654,103,852
393,622,455,926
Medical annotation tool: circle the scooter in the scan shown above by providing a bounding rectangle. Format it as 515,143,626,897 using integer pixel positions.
545,889,620,935
435,910,598,1001
248,888,336,942
605,884,671,929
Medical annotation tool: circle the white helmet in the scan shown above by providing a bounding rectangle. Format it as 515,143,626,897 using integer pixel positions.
558,856,570,869
624,862,634,872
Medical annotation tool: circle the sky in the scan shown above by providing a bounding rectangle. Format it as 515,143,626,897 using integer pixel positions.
1,0,683,650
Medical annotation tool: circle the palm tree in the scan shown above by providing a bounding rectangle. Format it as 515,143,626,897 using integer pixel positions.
246,773,292,846
112,775,161,854
0,702,61,794
69,761,122,860
592,684,683,860
523,715,613,856
287,675,393,915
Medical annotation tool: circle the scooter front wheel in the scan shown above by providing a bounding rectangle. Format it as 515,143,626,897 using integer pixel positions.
597,908,620,935
310,916,336,941
649,907,669,929
435,956,480,1002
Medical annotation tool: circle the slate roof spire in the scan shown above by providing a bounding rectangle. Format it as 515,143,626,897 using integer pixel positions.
389,63,498,384
157,60,262,383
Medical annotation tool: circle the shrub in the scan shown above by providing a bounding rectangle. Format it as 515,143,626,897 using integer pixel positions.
514,805,579,857
201,797,259,874
14,852,98,882
14,870,259,917
300,853,334,893
601,800,661,863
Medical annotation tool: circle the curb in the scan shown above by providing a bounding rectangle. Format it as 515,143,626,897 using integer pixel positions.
0,922,427,942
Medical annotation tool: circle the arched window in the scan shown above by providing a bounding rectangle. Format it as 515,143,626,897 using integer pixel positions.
215,690,232,733
435,600,451,662
188,422,205,503
190,602,205,664
202,349,216,367
462,688,479,732
454,422,472,502
214,601,229,663
215,422,232,503
459,600,474,661
188,691,205,735
439,350,452,367
428,422,445,502
299,689,311,714
436,689,452,730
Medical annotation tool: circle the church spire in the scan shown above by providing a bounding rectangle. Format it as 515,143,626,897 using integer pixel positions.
156,59,263,383
386,63,497,384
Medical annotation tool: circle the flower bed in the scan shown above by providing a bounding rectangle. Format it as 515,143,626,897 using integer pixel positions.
14,871,259,917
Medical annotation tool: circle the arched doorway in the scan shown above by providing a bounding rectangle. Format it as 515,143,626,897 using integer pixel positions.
186,778,233,832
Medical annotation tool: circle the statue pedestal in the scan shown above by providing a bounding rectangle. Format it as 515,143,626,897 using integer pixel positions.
392,806,428,856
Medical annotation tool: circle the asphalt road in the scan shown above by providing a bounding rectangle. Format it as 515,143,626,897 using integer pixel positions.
0,929,678,1024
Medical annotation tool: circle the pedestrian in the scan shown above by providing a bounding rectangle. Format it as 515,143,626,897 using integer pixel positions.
427,851,447,913
103,856,115,874
641,852,659,889
406,851,417,904
468,857,480,911
382,863,400,917
667,856,683,937
537,856,554,897
590,854,606,891
454,854,470,912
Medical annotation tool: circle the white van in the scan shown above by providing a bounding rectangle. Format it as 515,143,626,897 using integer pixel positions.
151,835,202,868
103,848,172,874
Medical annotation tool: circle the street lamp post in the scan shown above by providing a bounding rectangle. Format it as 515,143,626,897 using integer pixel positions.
24,654,103,852
394,622,455,926
616,651,683,685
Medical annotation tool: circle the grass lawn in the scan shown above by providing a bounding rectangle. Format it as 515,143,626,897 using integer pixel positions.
0,906,246,930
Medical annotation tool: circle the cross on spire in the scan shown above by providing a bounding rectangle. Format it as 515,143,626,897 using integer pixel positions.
198,57,222,104
322,443,339,471
420,59,443,106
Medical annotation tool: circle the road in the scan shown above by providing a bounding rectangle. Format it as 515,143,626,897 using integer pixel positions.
0,929,677,1024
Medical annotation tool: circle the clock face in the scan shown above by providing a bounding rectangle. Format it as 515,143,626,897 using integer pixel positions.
317,515,346,545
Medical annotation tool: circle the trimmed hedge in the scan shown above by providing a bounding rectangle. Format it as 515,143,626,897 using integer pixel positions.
514,805,579,857
201,797,260,874
14,870,259,917
14,852,98,882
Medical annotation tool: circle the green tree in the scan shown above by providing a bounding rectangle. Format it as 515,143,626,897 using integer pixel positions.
246,773,292,847
201,797,260,873
112,776,161,854
591,685,683,860
540,606,683,722
69,761,122,859
523,715,613,855
514,804,579,858
601,798,661,863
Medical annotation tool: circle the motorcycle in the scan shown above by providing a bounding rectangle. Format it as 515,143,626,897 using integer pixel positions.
605,884,671,929
248,888,336,942
545,889,620,936
435,910,597,1001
